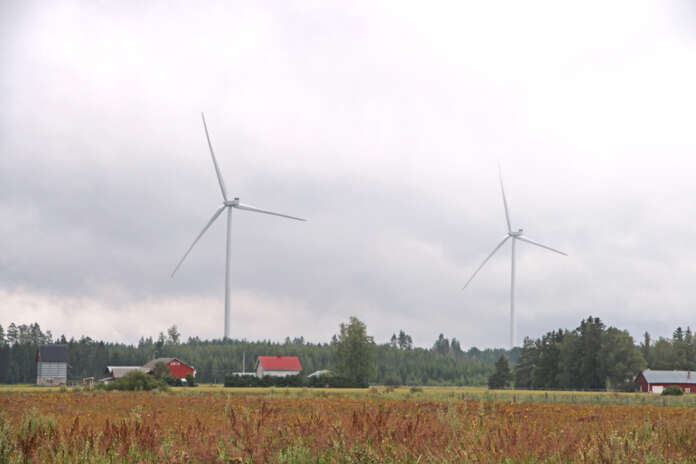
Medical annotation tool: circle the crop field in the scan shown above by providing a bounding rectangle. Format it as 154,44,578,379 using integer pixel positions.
1,388,696,463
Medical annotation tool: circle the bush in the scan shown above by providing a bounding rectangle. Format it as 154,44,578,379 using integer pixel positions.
224,374,307,388
222,372,370,389
307,373,365,388
162,374,183,386
661,385,684,396
103,371,168,391
151,361,170,379
185,373,196,387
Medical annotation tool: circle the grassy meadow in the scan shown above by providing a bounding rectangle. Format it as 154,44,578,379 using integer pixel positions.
1,385,696,462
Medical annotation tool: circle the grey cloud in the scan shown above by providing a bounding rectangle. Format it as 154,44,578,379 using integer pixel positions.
2,0,696,347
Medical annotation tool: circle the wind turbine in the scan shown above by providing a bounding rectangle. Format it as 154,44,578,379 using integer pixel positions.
171,113,306,339
463,167,566,348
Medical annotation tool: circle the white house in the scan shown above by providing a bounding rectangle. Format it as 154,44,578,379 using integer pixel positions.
255,355,302,378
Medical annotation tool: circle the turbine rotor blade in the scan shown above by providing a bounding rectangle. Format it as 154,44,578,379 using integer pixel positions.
232,202,306,221
517,235,567,256
201,113,229,202
171,205,227,277
498,165,512,233
463,235,510,289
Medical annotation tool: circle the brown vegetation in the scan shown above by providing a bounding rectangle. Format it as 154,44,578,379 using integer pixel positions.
0,391,695,462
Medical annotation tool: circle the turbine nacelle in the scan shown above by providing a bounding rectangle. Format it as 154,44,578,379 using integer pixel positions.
509,228,523,237
224,198,241,207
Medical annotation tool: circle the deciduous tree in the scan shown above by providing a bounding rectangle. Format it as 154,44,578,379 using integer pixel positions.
335,317,375,387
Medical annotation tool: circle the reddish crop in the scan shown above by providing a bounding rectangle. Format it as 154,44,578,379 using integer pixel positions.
0,391,695,462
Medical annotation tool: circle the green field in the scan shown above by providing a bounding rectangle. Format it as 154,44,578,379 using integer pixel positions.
4,383,696,407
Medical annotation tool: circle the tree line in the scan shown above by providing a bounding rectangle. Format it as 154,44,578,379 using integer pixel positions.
1,317,693,389
0,319,509,385
509,316,695,391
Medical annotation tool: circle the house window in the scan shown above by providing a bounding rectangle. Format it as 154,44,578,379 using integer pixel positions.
685,388,691,393
652,385,663,394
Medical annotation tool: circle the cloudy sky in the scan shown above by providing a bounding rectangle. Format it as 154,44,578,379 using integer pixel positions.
2,0,696,348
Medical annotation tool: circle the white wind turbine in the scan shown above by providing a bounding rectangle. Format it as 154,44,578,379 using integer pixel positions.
463,167,566,348
171,113,306,339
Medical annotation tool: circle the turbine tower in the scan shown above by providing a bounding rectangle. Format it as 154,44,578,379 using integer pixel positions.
171,113,306,339
463,167,566,348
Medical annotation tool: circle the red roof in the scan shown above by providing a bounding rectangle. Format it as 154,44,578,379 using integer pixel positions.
257,355,302,371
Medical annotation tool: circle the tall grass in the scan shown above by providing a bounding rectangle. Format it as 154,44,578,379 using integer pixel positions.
1,390,695,462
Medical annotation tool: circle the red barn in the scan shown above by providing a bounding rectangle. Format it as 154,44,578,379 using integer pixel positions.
143,357,196,380
635,370,696,393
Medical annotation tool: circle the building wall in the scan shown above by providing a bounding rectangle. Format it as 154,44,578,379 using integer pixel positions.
648,383,696,393
636,374,696,393
167,360,194,379
36,362,67,386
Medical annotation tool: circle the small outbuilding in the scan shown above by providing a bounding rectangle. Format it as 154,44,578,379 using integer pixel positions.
255,355,302,378
36,344,69,386
636,369,696,393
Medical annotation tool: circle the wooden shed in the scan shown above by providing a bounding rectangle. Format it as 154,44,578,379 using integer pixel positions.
36,344,69,386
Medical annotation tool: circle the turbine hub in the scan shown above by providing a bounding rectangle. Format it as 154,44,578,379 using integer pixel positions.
510,228,523,237
224,197,240,207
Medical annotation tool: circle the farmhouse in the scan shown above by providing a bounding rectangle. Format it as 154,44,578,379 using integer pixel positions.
142,357,196,380
255,355,302,378
635,369,696,393
36,344,69,386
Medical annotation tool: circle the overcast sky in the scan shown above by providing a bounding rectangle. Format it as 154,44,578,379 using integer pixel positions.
2,0,696,348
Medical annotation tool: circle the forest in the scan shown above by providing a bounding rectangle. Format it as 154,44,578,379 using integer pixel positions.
514,317,696,391
0,321,508,385
0,317,693,389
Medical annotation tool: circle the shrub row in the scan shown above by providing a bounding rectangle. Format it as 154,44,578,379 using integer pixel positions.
223,374,366,388
95,371,169,391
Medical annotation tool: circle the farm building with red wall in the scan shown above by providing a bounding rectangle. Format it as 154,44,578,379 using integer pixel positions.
143,358,196,379
635,370,696,393
103,358,196,382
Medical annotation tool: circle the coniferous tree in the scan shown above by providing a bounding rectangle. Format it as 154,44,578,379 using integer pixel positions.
6,323,18,346
577,317,605,389
514,337,538,388
488,355,512,389
640,332,653,367
433,334,450,356
167,325,181,345
390,333,398,348
685,327,696,370
398,330,413,350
